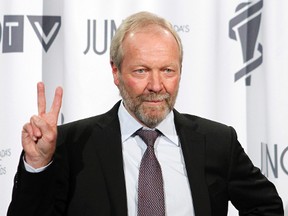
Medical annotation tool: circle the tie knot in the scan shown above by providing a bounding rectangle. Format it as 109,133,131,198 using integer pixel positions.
135,129,160,147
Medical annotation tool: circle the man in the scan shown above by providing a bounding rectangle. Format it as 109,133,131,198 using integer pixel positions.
8,11,283,216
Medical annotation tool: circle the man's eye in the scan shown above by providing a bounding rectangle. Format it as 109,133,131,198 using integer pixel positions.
136,69,145,73
164,68,172,73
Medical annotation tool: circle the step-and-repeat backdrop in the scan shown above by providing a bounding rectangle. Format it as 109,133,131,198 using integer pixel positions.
0,0,287,215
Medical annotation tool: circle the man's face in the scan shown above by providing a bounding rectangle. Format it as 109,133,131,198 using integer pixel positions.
112,26,181,128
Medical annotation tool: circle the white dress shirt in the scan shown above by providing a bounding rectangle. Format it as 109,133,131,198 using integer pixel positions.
118,102,194,216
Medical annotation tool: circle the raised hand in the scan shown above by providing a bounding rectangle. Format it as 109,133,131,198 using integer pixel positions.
22,82,63,168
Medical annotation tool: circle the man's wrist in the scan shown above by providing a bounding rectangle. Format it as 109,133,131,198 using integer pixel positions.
23,156,52,173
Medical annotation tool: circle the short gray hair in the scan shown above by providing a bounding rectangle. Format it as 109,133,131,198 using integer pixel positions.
110,11,183,70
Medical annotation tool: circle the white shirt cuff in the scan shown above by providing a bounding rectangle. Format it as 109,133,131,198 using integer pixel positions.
23,156,52,173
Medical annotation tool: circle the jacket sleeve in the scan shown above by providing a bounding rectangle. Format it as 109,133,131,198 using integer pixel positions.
227,127,283,216
7,132,70,216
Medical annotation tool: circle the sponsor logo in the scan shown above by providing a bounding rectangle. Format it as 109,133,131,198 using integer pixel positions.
28,16,61,52
0,15,61,53
229,0,263,86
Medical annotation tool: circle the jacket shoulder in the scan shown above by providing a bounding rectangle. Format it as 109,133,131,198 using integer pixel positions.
57,101,121,141
176,111,234,136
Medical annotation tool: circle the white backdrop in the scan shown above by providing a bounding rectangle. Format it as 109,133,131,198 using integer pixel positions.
0,0,287,215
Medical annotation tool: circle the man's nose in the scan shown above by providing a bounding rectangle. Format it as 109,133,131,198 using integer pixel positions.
147,71,163,92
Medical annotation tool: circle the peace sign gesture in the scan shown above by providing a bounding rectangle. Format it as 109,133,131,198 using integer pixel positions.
22,82,63,168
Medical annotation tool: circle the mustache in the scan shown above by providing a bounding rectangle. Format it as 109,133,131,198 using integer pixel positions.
138,92,170,101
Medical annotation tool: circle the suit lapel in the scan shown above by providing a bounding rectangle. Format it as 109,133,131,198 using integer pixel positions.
174,111,211,216
93,102,128,216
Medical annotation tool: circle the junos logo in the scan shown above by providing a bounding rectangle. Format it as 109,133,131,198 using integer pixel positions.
83,19,191,55
0,15,61,53
83,19,117,55
229,0,263,86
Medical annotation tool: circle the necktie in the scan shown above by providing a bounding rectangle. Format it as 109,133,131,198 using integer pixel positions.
136,129,165,216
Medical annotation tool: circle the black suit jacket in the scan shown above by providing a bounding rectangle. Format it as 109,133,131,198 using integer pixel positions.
8,101,283,216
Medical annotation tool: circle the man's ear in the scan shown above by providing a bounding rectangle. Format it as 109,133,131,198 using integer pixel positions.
111,61,120,86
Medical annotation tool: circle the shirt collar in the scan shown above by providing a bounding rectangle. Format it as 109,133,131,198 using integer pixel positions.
118,101,179,146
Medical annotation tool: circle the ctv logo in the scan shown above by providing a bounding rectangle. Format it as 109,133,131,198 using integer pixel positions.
0,15,61,53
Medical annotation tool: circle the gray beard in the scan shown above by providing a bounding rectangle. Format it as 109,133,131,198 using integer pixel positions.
118,78,177,128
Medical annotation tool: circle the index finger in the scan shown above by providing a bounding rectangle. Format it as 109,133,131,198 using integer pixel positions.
49,86,63,119
37,82,46,116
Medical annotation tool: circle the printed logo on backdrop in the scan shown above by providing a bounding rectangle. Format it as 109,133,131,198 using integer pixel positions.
0,15,61,53
83,20,117,55
0,148,12,175
229,0,263,86
28,16,61,52
261,143,288,178
83,19,190,55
